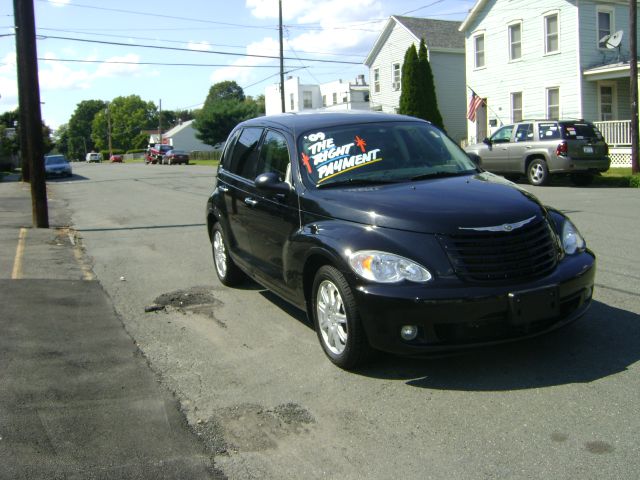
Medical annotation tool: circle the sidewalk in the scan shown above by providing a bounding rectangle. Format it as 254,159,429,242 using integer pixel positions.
0,178,222,479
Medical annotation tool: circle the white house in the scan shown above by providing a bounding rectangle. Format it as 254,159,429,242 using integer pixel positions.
148,119,214,151
364,15,467,143
461,0,640,156
264,76,370,115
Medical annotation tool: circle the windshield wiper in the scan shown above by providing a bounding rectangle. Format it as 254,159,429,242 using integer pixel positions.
410,170,473,181
317,178,397,189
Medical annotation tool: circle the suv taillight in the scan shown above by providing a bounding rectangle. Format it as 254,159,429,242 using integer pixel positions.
556,141,568,157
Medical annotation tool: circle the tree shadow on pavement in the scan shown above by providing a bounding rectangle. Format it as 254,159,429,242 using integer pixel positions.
355,301,640,390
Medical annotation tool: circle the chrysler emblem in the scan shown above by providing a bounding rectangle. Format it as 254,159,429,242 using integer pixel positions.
459,215,536,232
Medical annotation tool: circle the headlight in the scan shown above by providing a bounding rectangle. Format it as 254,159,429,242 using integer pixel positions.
561,219,585,254
348,250,432,283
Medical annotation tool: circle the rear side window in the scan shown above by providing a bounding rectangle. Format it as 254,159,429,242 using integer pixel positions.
227,127,264,179
561,123,603,140
514,123,533,142
257,130,290,182
538,122,561,140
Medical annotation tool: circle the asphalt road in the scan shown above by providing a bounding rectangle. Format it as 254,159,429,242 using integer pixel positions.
49,162,640,479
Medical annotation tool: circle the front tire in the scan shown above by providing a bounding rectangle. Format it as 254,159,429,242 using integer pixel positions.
527,159,549,186
211,223,244,286
311,266,372,369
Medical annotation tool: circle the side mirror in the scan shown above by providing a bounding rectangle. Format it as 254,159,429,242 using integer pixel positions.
254,172,291,194
482,137,492,146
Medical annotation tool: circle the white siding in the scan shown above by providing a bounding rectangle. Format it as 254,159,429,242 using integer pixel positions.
430,51,467,142
369,23,415,112
464,0,582,142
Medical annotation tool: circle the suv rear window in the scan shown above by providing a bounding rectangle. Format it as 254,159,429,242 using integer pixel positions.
560,122,603,140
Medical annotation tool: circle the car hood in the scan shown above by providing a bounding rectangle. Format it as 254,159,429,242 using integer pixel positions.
301,172,546,235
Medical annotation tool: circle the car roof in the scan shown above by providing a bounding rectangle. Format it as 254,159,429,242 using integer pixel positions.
237,111,428,133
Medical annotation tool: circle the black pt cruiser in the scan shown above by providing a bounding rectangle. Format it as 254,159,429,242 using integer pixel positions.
206,112,595,369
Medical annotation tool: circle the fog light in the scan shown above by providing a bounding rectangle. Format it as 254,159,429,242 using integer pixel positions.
400,325,418,341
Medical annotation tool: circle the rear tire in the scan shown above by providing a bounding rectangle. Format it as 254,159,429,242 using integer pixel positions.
527,159,549,186
211,223,244,286
311,266,372,370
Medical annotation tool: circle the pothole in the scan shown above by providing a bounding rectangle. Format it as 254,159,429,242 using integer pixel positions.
145,286,225,327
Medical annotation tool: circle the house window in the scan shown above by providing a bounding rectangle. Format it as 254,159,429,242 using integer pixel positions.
303,91,312,109
373,68,380,93
474,34,485,68
597,8,613,48
545,13,559,53
509,22,522,60
332,92,337,105
289,93,294,111
547,87,560,119
511,92,523,122
322,95,327,107
392,63,401,91
599,83,616,121
342,94,348,104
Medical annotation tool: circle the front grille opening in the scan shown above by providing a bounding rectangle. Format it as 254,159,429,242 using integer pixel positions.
439,218,560,283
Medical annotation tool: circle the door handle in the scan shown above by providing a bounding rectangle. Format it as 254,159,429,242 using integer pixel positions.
244,197,258,207
218,185,229,193
525,146,532,149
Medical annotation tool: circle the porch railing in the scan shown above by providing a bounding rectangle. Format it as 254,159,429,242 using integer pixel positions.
594,120,631,146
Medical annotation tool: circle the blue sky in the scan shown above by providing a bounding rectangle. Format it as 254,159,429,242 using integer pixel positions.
0,0,475,129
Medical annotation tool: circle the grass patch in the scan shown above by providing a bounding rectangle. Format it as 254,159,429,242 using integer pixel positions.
187,159,219,167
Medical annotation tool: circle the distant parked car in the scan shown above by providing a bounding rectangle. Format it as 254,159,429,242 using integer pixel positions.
162,149,189,165
45,154,72,178
86,152,102,163
109,154,123,163
145,144,173,164
464,119,610,186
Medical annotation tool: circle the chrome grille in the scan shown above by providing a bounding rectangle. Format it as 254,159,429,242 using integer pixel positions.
439,218,559,283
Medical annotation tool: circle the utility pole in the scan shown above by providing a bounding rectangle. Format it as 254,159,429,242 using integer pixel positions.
279,0,285,113
13,0,48,228
106,102,113,158
158,98,162,145
631,0,639,174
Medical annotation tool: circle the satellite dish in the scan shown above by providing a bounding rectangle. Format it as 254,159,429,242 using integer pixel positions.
605,30,624,49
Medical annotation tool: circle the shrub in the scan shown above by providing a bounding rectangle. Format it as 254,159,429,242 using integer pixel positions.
630,175,640,188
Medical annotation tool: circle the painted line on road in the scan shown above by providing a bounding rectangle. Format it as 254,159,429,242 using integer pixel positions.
11,227,27,279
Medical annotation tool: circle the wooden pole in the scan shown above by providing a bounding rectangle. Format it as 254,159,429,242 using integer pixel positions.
13,0,48,228
631,0,639,174
279,0,285,113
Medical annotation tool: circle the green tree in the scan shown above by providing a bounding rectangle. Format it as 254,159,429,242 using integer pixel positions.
53,123,69,156
417,38,444,130
67,100,106,160
194,82,260,146
398,44,420,118
91,95,157,152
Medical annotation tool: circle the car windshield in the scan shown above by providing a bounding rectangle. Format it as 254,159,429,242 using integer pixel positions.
45,156,67,165
298,121,477,188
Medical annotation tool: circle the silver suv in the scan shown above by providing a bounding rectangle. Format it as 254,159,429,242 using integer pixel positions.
465,120,610,186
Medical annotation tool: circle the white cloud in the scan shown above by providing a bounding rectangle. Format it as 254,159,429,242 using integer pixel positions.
94,53,143,78
48,0,71,6
210,37,280,86
186,41,213,52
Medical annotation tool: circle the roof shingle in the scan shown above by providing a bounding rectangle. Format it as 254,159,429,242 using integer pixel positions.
393,15,464,50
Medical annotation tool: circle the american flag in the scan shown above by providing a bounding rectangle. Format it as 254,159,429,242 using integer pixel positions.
467,92,484,122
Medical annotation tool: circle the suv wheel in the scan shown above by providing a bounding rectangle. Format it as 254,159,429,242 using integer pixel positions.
211,223,244,286
527,159,549,186
311,266,372,370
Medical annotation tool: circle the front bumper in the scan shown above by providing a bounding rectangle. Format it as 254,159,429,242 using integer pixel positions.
352,251,595,355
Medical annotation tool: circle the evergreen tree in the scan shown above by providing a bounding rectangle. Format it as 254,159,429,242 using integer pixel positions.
418,38,445,131
398,44,420,117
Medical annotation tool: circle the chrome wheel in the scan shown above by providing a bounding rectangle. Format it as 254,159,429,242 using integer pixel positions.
530,164,545,183
527,159,549,186
316,279,348,355
213,230,227,279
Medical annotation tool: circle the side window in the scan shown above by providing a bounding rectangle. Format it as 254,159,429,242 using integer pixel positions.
221,130,240,170
257,130,290,182
491,125,514,143
538,122,560,140
227,127,264,179
514,123,533,142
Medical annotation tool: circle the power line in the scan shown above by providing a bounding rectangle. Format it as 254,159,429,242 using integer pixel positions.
37,57,305,68
37,34,364,64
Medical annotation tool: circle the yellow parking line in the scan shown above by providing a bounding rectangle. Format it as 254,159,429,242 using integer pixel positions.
11,228,27,279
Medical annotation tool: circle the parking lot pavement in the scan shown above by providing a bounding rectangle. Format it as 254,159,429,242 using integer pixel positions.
0,179,221,479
